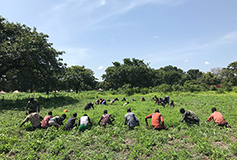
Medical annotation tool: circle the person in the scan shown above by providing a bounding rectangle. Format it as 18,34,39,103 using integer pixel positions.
99,99,103,105
65,113,78,131
48,114,67,130
101,99,107,105
79,114,93,131
179,108,199,125
123,101,129,106
141,97,146,101
124,108,139,130
207,107,231,128
84,102,94,110
163,96,169,105
170,100,175,107
20,112,43,129
145,109,165,130
110,98,119,105
26,98,40,115
41,111,53,129
98,110,115,128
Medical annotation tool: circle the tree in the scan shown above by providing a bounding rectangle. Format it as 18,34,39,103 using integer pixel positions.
210,67,222,77
62,65,97,93
102,58,156,90
0,16,65,92
187,69,203,80
160,65,185,85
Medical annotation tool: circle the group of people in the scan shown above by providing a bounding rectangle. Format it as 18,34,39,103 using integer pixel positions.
20,97,231,132
179,107,231,128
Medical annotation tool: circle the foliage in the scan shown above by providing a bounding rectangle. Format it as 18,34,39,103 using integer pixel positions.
1,91,237,159
60,65,97,93
0,16,65,93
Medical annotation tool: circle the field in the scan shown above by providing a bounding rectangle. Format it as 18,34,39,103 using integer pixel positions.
0,91,237,160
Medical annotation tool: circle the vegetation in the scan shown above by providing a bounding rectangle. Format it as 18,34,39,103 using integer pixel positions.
1,15,237,94
0,91,237,159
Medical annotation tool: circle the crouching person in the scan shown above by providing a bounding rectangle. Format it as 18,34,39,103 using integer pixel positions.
41,111,53,129
98,110,115,128
124,108,139,130
179,108,199,125
145,109,165,131
48,114,67,130
79,114,92,131
20,112,43,130
207,107,231,128
65,113,78,131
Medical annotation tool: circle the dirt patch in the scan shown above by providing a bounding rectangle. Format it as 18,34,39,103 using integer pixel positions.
123,138,136,146
211,141,228,149
7,150,18,158
230,135,237,143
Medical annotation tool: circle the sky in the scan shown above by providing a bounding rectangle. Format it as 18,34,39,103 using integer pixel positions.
1,0,237,81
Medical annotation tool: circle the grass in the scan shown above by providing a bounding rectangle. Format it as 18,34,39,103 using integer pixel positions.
0,91,237,159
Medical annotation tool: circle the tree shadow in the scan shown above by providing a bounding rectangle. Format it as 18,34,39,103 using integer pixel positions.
0,96,79,111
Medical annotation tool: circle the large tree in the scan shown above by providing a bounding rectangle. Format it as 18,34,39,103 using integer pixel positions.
62,65,97,93
102,58,156,89
0,16,65,92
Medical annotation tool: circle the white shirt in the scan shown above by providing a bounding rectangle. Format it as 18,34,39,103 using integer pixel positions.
80,116,89,125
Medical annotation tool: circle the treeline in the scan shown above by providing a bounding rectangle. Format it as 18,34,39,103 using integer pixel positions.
101,58,237,94
1,15,237,94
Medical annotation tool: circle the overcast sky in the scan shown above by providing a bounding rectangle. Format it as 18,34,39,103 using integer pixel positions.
1,0,237,81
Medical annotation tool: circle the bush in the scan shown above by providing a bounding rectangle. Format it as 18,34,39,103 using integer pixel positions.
140,87,149,94
233,86,237,93
124,88,134,96
157,84,172,93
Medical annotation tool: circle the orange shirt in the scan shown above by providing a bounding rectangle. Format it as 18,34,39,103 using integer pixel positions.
146,113,164,129
207,111,226,125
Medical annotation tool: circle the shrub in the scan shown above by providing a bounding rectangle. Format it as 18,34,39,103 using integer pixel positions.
157,84,172,93
140,87,149,94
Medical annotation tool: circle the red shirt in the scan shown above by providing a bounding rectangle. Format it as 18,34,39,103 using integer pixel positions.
207,111,226,125
146,112,164,129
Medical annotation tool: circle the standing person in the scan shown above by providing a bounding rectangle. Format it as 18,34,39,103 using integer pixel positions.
124,108,139,130
98,110,115,128
207,107,231,128
179,108,200,125
48,114,67,130
26,98,40,115
79,114,93,131
145,109,165,131
65,113,78,131
41,111,53,129
20,112,43,129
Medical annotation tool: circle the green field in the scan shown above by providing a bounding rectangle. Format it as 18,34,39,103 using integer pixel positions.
0,91,237,159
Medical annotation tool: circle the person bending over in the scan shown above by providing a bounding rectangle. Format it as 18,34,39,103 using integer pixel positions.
179,108,199,125
79,114,93,131
98,110,115,128
124,108,139,130
65,113,78,131
20,112,43,129
207,107,231,128
145,109,165,131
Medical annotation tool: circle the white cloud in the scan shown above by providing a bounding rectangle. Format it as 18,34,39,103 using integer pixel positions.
100,0,106,6
98,66,103,70
184,59,188,62
110,38,114,41
205,61,210,65
154,36,159,39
